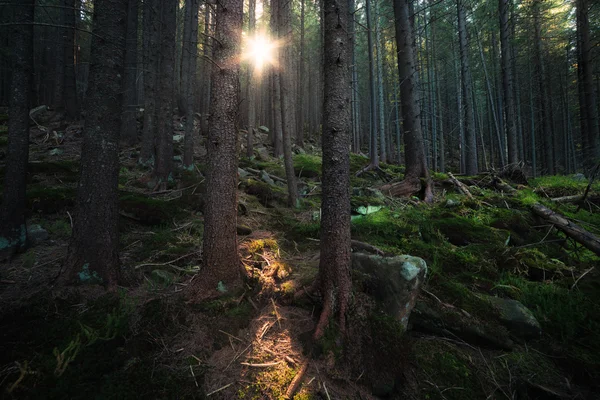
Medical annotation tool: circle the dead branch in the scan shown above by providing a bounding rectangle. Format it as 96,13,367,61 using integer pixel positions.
577,162,600,213
350,240,386,256
285,359,310,399
447,172,474,199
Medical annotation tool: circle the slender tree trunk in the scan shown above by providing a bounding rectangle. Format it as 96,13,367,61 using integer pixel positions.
279,0,299,207
121,0,139,145
140,0,160,165
457,0,477,175
0,0,34,258
499,0,518,165
246,0,256,158
271,0,283,157
297,0,305,148
53,3,65,111
375,0,386,163
64,0,79,119
366,0,379,167
153,0,177,188
62,0,127,288
385,0,432,202
182,0,199,168
188,0,243,299
577,0,600,170
314,0,352,340
200,4,212,137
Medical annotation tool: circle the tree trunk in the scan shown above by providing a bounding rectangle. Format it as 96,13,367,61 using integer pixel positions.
121,0,139,145
314,0,352,340
366,0,379,167
188,0,243,299
279,0,299,207
499,0,518,165
0,0,34,258
140,0,160,165
246,0,256,158
384,0,432,202
271,0,283,157
153,0,177,188
62,0,128,288
375,0,386,163
577,0,600,171
182,0,199,168
64,0,79,119
297,0,305,148
457,0,477,175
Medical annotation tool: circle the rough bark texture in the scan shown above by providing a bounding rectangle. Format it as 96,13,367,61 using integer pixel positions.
365,0,379,167
153,0,176,187
63,0,79,119
297,0,305,148
271,0,283,158
499,0,518,165
314,0,352,340
182,0,199,168
188,0,243,299
577,0,600,170
121,0,139,145
62,0,128,288
279,0,299,207
246,0,256,159
385,0,432,202
140,0,160,165
0,0,34,258
457,0,477,175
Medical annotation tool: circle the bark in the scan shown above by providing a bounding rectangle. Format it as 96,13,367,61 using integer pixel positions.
153,0,177,188
531,203,600,256
375,0,386,163
577,0,600,170
365,0,379,167
315,0,352,340
297,0,305,148
0,0,34,258
279,0,299,207
271,0,283,157
499,0,518,165
188,0,243,299
140,0,160,165
385,0,433,202
63,0,79,119
62,0,128,288
53,3,66,110
182,0,200,168
457,0,477,175
200,4,212,137
121,0,139,145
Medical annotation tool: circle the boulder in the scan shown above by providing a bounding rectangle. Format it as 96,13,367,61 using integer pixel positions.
260,170,275,186
27,224,49,245
486,296,541,339
352,253,427,328
172,134,184,143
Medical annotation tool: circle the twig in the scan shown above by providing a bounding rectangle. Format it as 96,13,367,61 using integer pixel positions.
323,382,331,400
240,361,281,367
66,211,73,228
219,330,245,342
571,267,595,291
206,382,233,396
577,162,600,212
134,251,200,269
190,365,198,387
271,298,282,329
285,359,309,399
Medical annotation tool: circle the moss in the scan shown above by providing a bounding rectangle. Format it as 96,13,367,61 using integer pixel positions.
243,178,287,206
46,219,72,239
119,192,182,225
247,238,279,254
27,186,76,213
293,154,322,178
531,175,600,196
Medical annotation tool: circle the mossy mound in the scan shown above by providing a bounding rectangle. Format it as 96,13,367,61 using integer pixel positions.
119,192,182,225
293,153,322,178
27,186,76,213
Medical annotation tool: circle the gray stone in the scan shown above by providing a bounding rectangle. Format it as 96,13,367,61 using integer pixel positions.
258,125,269,133
260,170,275,186
173,134,184,143
445,199,461,208
238,168,250,179
27,224,49,245
255,146,271,161
572,173,586,182
352,253,427,328
487,296,541,339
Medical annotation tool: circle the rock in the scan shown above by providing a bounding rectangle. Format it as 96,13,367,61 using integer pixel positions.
352,253,427,328
258,125,269,133
238,168,250,179
173,155,182,162
236,225,252,235
260,170,275,186
487,296,541,339
255,146,271,161
355,205,384,216
173,134,184,143
572,173,586,182
409,302,514,350
48,148,63,156
27,224,49,245
352,187,386,200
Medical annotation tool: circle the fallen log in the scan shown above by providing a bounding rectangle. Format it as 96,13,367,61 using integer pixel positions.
447,172,474,199
531,203,600,256
492,176,517,194
551,194,585,204
351,240,386,256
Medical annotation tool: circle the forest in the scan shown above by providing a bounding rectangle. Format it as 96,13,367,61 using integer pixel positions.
0,0,599,398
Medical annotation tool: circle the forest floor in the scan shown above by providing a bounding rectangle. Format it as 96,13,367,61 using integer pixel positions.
0,116,599,399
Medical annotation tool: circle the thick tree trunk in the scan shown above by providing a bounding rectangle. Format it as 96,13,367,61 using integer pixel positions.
315,0,352,340
499,0,518,165
0,0,34,258
385,0,432,202
62,0,127,288
457,0,477,175
188,0,243,299
140,0,160,165
153,0,177,188
64,0,79,119
121,0,139,145
279,0,299,207
182,0,199,168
